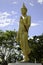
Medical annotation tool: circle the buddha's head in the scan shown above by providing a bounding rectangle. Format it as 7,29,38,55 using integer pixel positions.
21,3,27,16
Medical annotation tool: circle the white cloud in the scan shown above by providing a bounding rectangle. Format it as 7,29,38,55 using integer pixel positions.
37,0,43,4
0,12,15,27
12,1,17,4
0,22,10,27
11,11,17,15
0,12,10,19
29,2,34,6
0,18,15,27
31,23,39,27
3,12,10,16
0,12,10,17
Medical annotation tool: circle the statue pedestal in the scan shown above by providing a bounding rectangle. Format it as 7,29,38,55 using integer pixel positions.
8,63,42,65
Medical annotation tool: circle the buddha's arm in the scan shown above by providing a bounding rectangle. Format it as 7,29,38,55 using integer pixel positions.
23,16,31,30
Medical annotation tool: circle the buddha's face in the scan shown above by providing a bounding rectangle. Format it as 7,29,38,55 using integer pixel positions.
21,8,27,16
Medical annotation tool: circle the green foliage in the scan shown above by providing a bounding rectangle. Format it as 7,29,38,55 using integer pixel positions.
0,30,23,63
0,30,43,63
29,35,43,63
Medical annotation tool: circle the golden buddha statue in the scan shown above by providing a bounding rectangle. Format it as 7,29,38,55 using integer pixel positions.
16,3,31,62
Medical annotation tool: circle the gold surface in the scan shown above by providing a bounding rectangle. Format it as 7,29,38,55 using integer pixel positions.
16,4,31,62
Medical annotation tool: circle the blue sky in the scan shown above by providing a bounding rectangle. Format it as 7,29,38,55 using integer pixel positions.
0,0,43,37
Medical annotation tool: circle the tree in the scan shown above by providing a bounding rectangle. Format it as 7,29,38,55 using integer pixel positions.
28,35,43,63
0,30,23,63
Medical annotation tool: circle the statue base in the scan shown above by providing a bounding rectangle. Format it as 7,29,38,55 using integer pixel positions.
8,62,42,65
